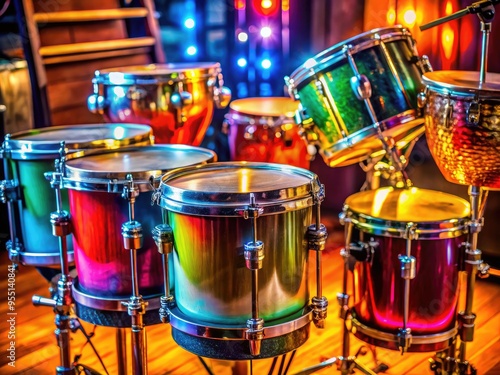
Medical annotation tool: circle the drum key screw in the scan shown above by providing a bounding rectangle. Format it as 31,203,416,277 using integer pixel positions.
244,241,264,270
50,210,72,238
122,221,144,251
398,255,416,280
336,293,350,320
153,224,175,323
458,312,476,342
311,296,328,329
397,327,413,354
0,178,17,203
417,88,428,109
306,223,328,252
152,224,173,255
466,100,481,125
245,318,265,356
348,241,377,262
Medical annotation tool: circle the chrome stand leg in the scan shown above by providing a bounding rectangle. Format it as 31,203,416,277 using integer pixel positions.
121,174,148,375
31,150,75,374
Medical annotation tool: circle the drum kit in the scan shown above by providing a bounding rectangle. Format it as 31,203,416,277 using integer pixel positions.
1,1,499,375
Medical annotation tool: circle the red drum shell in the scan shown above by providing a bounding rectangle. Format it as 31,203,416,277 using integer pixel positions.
343,187,470,352
225,97,311,169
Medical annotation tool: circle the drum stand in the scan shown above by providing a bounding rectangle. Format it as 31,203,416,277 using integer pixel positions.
120,174,148,375
428,186,488,375
28,145,105,375
1,135,23,271
420,2,499,373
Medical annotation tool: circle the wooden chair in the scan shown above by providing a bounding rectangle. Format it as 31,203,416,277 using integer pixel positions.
14,0,165,127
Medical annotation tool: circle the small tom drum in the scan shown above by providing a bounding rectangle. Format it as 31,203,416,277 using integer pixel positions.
224,97,313,169
2,123,152,267
341,187,470,352
422,71,500,189
88,63,231,145
159,162,324,359
63,144,216,327
286,26,430,167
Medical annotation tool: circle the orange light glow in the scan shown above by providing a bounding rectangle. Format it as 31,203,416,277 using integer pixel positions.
441,25,455,60
282,0,289,11
445,0,453,15
235,0,245,10
386,8,396,25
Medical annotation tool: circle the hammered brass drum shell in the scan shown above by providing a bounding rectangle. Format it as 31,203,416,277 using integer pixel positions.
422,71,500,189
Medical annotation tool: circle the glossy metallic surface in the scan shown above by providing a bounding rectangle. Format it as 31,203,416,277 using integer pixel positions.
422,71,500,189
168,306,312,359
287,26,429,167
343,187,470,352
5,123,152,160
88,63,231,145
160,162,319,325
225,97,311,169
65,145,215,300
343,186,470,239
63,145,216,192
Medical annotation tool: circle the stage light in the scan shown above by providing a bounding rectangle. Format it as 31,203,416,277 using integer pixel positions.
260,26,272,38
403,9,416,27
186,46,197,56
252,0,279,16
386,8,396,25
261,58,272,69
184,18,195,29
237,31,249,42
237,57,248,67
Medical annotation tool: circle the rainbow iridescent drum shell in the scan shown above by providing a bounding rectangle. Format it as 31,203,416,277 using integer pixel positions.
62,144,216,327
422,71,500,189
286,26,430,167
159,162,322,359
2,123,152,267
88,63,231,145
224,97,312,169
342,187,470,352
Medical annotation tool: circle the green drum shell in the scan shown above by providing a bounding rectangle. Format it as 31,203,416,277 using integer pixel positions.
160,162,320,324
287,26,427,167
3,123,152,265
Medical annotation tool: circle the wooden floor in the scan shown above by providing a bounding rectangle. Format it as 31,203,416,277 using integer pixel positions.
1,212,500,375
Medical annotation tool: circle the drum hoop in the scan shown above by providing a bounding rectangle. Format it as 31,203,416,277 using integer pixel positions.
422,71,500,98
4,124,153,160
72,279,161,311
425,84,500,100
288,26,412,90
15,249,74,267
168,305,312,340
160,162,321,216
225,112,294,128
351,317,458,345
94,63,221,85
62,145,216,192
320,111,418,155
346,213,469,239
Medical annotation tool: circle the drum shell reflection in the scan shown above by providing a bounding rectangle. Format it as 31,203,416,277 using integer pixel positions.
342,186,470,352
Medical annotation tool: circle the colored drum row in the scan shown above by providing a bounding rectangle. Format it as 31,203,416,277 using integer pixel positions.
1,23,498,361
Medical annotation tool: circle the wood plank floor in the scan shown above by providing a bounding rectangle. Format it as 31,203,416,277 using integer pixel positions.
1,211,499,375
